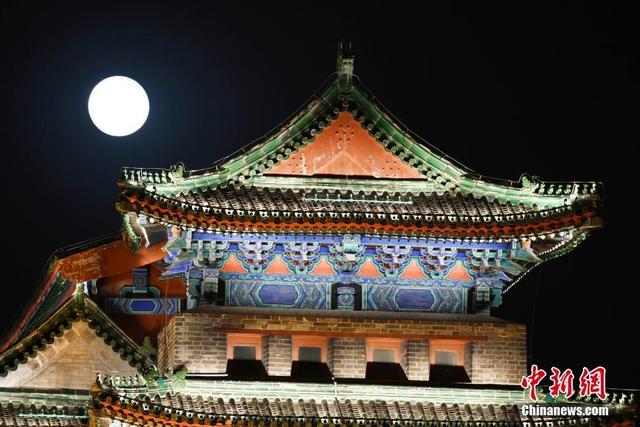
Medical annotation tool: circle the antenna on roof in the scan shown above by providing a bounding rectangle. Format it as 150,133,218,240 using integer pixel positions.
337,40,354,92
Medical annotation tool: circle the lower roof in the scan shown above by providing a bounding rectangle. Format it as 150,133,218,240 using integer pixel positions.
94,375,636,426
0,388,88,427
0,290,155,379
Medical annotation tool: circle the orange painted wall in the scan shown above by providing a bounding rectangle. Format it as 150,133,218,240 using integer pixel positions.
264,255,290,274
445,261,473,281
220,254,247,273
309,257,334,275
400,259,426,279
357,259,381,277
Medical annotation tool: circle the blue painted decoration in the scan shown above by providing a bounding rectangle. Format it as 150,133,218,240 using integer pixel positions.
227,278,467,313
366,286,465,313
104,298,182,315
258,284,299,305
228,280,328,309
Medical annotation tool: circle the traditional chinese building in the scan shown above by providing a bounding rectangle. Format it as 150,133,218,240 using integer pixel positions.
0,44,634,426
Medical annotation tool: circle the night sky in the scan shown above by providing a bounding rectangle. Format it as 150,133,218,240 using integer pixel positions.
1,2,638,388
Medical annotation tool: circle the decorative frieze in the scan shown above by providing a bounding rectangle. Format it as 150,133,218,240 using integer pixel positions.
282,242,320,274
105,298,182,315
226,279,467,312
463,248,527,288
420,247,457,278
373,244,412,277
237,241,275,273
227,280,328,309
160,231,528,314
328,234,365,274
366,286,466,313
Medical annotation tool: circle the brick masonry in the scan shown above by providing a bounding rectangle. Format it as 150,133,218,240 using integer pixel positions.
405,339,429,381
158,310,527,384
157,316,176,374
330,337,366,379
158,316,226,374
464,342,473,381
399,340,408,377
469,336,527,384
264,335,291,376
0,321,137,389
261,335,269,372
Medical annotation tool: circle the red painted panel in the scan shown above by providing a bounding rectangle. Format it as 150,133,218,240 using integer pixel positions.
57,241,167,282
266,112,424,179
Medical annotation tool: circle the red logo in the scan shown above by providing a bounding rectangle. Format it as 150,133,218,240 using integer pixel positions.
520,364,547,400
521,365,607,401
549,367,575,398
579,366,607,400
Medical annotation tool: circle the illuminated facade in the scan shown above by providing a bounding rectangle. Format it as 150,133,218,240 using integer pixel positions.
0,44,631,426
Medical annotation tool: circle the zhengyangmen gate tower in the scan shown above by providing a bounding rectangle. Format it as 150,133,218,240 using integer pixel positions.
0,44,633,426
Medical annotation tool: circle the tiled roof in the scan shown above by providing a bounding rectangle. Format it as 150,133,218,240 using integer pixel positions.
116,47,603,244
93,375,637,427
0,389,89,427
0,403,86,427
0,289,155,378
94,387,633,427
0,233,121,353
119,185,600,240
97,393,523,424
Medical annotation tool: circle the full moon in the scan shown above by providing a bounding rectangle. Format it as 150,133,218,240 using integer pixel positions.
88,76,149,137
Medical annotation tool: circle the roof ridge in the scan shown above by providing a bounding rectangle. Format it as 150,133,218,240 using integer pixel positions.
118,71,602,205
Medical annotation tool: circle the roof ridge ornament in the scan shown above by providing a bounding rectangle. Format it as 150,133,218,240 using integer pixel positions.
336,41,354,93
74,282,85,307
168,162,186,182
519,173,541,193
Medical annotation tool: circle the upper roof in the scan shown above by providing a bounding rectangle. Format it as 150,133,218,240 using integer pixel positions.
116,43,603,243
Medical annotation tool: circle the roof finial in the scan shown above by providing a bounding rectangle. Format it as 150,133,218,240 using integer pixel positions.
336,41,354,92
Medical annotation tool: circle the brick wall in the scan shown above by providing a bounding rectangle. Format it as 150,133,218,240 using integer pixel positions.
405,339,429,381
161,310,527,384
0,321,137,389
470,333,527,384
330,337,366,379
261,335,269,372
159,315,226,374
264,335,291,376
157,317,176,373
464,342,474,381
327,337,334,374
399,340,408,376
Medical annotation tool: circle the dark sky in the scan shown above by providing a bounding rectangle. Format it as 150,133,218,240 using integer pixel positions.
1,1,638,388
